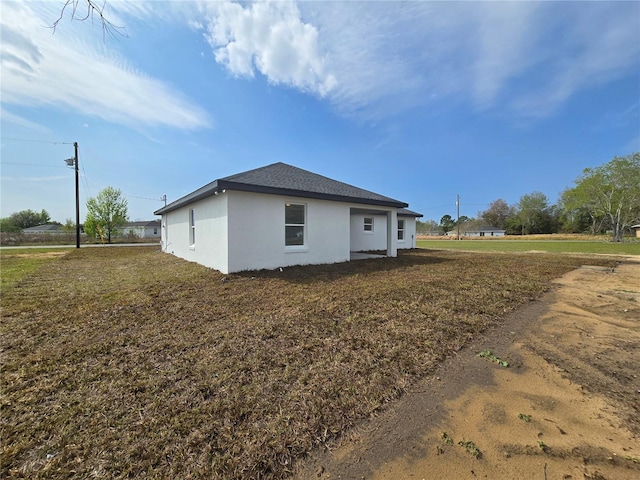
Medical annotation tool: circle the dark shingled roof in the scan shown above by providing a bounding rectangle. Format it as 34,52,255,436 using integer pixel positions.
398,208,423,218
155,162,408,215
124,220,161,228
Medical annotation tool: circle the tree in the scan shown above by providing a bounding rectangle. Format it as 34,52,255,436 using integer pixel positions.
52,0,126,39
0,217,20,233
479,199,512,229
417,219,440,234
515,192,553,235
456,215,472,225
564,153,640,242
558,188,605,234
84,187,128,243
439,214,456,235
3,209,52,230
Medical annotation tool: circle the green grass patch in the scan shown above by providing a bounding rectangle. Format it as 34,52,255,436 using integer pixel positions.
0,248,617,479
0,248,72,290
417,240,640,255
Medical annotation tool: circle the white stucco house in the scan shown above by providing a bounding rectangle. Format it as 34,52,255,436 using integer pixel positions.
121,220,162,239
154,162,423,274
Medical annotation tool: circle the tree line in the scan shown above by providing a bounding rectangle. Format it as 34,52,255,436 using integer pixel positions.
418,153,640,242
1,187,129,244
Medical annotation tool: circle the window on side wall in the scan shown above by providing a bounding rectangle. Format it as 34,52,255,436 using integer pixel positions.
364,217,374,232
397,218,405,240
189,208,196,246
285,203,305,246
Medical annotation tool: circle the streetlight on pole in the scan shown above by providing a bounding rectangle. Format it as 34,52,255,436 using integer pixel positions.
64,142,80,248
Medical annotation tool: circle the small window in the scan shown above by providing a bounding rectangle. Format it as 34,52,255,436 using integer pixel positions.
397,219,405,240
153,228,158,235
364,217,374,232
285,203,305,246
189,209,196,245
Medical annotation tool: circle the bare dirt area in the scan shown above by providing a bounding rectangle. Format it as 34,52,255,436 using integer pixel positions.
295,257,640,480
10,252,68,258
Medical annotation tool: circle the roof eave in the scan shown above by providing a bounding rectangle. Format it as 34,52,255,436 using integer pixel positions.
155,180,408,214
218,180,408,208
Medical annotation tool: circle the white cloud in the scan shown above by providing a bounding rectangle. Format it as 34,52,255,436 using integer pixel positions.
0,1,210,130
230,0,637,120
198,0,336,96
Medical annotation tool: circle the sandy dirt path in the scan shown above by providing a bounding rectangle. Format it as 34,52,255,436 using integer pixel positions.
295,257,640,480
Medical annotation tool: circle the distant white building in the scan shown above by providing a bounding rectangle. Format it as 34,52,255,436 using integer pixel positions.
121,220,161,239
446,226,506,237
463,226,506,237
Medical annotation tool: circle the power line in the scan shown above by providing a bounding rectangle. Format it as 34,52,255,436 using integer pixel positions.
0,137,74,145
123,194,165,202
82,175,162,203
0,161,68,168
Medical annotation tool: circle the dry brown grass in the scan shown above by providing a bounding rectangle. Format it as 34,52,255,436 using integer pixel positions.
0,247,616,479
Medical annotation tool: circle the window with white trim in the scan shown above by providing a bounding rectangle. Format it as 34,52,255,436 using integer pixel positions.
364,217,374,232
397,219,405,240
189,208,196,245
285,203,305,246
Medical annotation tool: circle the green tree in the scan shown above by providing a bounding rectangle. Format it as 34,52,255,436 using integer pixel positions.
417,219,440,234
456,215,472,225
516,191,553,235
558,188,605,234
61,218,78,242
564,153,640,242
439,214,456,235
479,199,512,229
0,217,20,233
84,187,128,243
2,209,52,230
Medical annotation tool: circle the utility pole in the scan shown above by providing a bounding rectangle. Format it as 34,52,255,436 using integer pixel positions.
74,142,79,248
64,142,80,248
456,194,460,241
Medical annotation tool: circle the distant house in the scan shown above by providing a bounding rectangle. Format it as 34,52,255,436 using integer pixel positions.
463,226,506,237
632,224,640,238
121,220,161,239
446,226,506,237
22,224,65,234
154,162,422,274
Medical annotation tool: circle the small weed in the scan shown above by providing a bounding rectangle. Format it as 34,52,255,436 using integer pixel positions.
538,440,549,453
441,432,454,445
458,439,482,459
518,413,531,422
624,455,639,463
477,349,509,367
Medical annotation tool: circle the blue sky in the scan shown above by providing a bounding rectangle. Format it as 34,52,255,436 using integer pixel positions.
1,0,639,224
